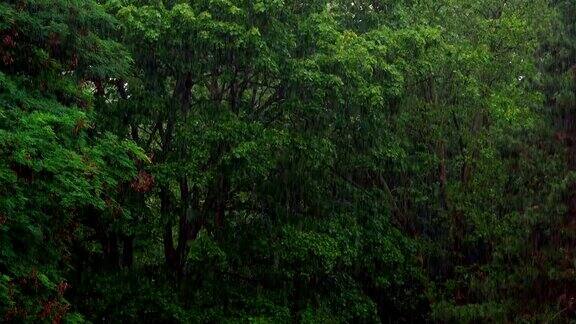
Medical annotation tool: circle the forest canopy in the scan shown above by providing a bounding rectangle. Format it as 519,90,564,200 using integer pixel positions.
0,0,575,322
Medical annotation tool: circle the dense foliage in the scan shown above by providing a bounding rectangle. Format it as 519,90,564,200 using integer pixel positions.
0,0,575,322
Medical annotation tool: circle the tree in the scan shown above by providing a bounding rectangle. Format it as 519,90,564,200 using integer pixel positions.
1,0,575,322
0,0,141,321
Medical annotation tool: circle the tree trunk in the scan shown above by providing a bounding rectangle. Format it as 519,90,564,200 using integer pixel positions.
104,233,119,269
565,66,576,224
161,186,178,272
438,140,449,211
121,235,134,268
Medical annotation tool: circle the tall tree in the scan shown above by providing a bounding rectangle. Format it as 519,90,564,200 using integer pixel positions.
0,0,141,321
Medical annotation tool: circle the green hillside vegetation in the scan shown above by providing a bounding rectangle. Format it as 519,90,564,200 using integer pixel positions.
1,0,575,322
